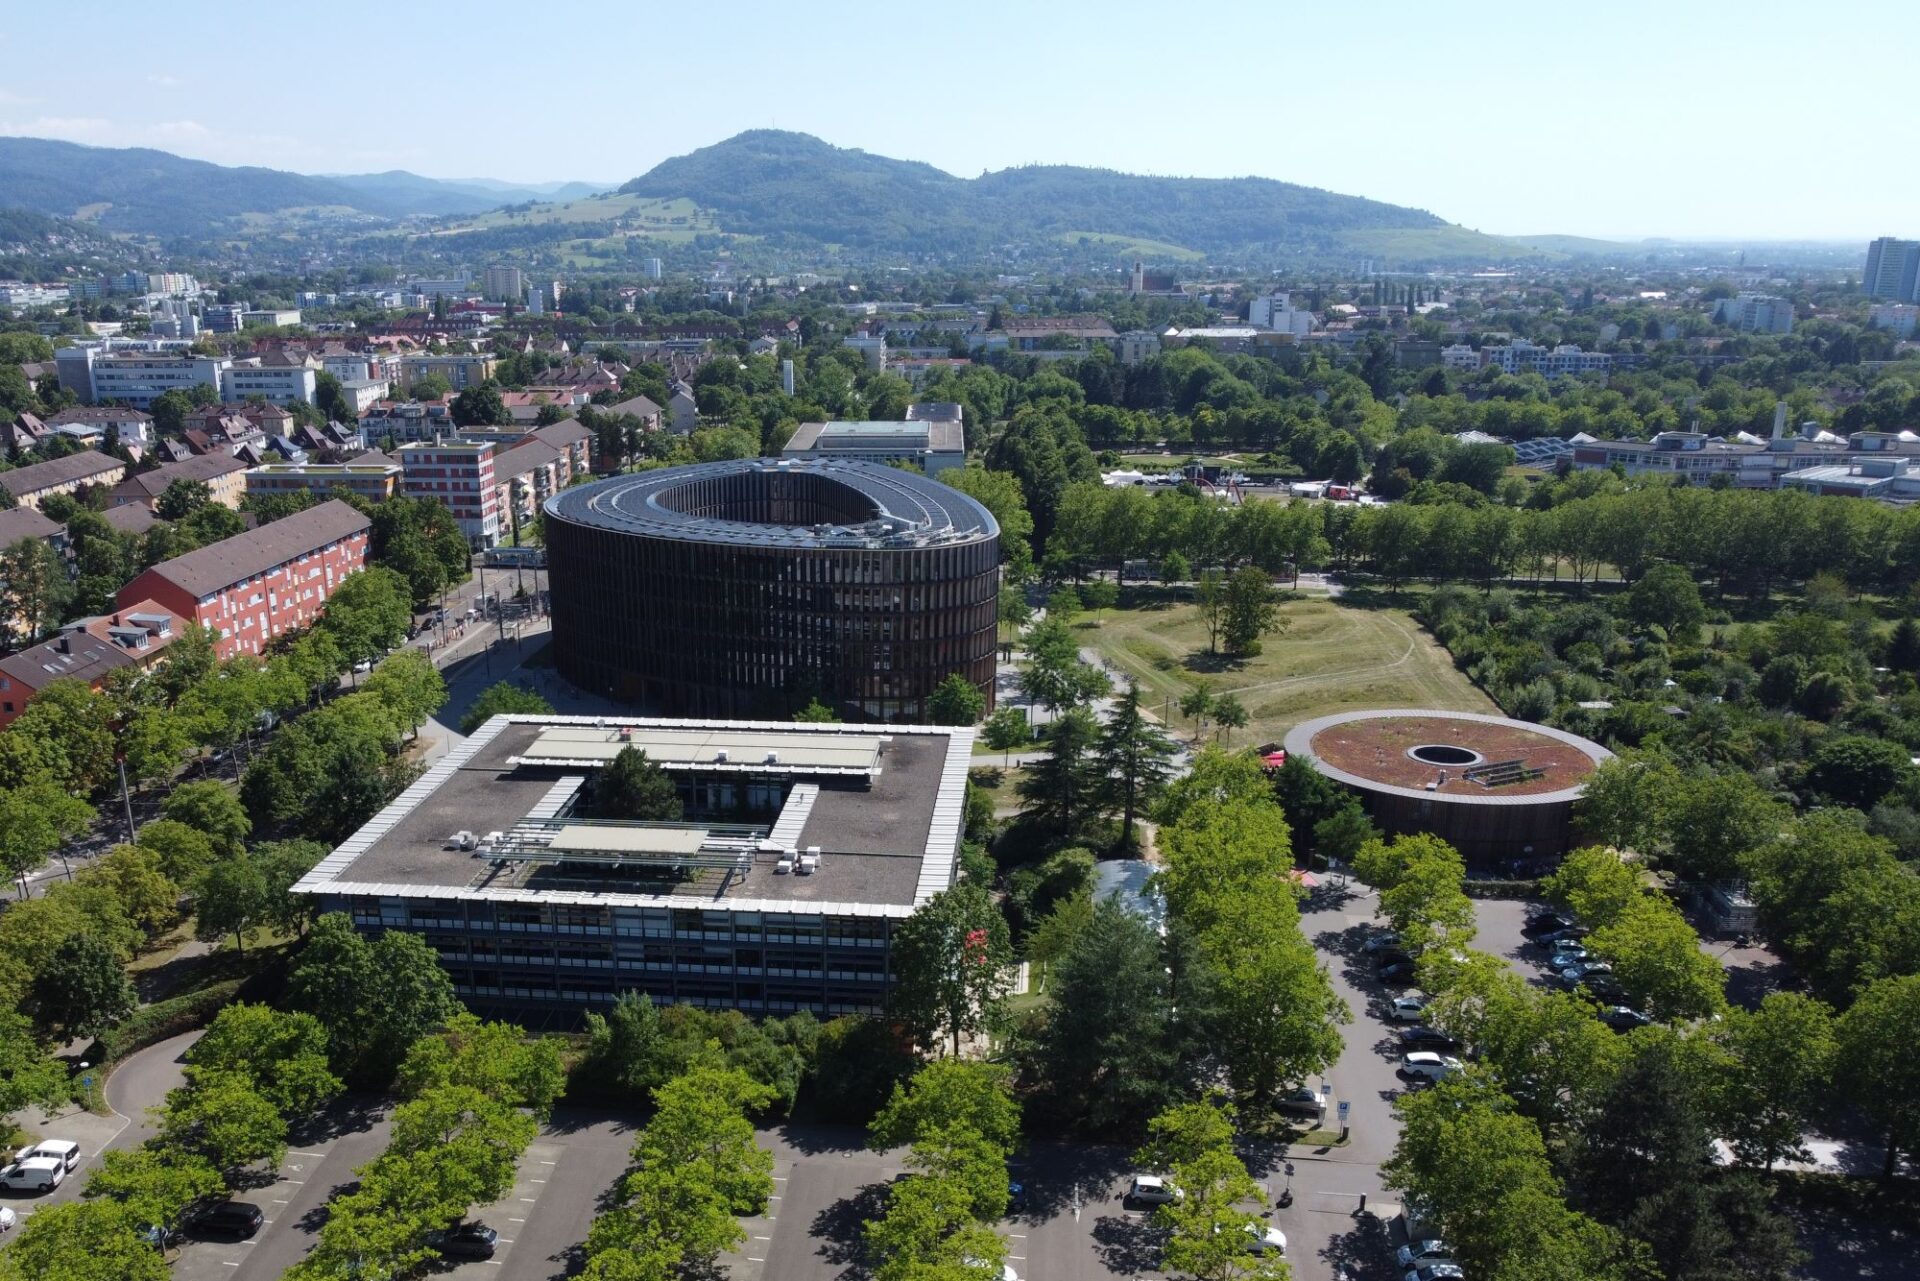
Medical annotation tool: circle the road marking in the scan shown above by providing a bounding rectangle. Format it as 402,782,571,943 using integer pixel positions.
282,1179,305,1185
223,1263,240,1268
290,1151,326,1158
753,1235,771,1240
531,1177,547,1183
509,1217,526,1223
748,1257,765,1263
540,1159,556,1165
498,1238,514,1244
519,1197,538,1202
771,1175,788,1181
768,1194,782,1200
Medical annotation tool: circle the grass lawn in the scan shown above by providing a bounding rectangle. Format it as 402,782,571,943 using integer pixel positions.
1078,594,1494,748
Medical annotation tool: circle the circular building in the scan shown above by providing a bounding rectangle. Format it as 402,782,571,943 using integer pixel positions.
544,457,1000,722
1283,709,1612,865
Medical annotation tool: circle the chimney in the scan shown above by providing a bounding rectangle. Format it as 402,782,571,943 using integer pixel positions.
1771,401,1787,440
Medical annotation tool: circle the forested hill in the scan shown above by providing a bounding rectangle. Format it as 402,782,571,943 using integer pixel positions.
618,129,1497,260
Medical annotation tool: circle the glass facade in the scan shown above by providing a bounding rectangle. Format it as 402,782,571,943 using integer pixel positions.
546,464,999,721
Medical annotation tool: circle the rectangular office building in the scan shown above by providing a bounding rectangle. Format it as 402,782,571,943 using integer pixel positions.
293,716,971,1019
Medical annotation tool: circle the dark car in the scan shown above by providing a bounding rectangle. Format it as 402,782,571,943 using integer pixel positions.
1522,911,1576,939
1006,1164,1030,1214
1599,1006,1652,1032
1373,947,1414,968
1376,960,1417,983
1398,1026,1462,1053
1536,927,1590,948
188,1200,263,1240
1276,1086,1325,1117
428,1221,499,1260
1585,978,1630,1004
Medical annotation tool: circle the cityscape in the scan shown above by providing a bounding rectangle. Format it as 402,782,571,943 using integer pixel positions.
0,6,1917,1281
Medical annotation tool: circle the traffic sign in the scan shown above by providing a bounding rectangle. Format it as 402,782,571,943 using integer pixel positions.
1336,1100,1351,1125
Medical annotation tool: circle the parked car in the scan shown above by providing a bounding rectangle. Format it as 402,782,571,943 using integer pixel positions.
0,1158,64,1192
1246,1224,1287,1256
1276,1086,1325,1117
1599,1006,1652,1032
1585,978,1630,1004
1377,960,1418,984
1125,1175,1182,1207
1522,911,1576,938
1537,927,1589,947
1387,995,1428,1022
12,1140,79,1172
1399,1052,1463,1083
1397,1239,1456,1268
135,1221,171,1250
1560,961,1614,986
427,1221,498,1260
1006,1163,1030,1214
186,1200,263,1240
0,1207,16,1232
1363,931,1402,954
1548,944,1590,968
1398,1026,1462,1053
1406,1265,1467,1281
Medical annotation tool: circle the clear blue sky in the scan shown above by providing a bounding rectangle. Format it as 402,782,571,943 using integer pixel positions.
1,1,1911,242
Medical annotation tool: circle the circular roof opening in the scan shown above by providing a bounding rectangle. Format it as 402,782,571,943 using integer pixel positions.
1408,743,1482,767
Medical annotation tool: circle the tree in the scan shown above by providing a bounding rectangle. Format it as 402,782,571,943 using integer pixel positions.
1627,562,1706,638
1045,584,1082,624
1028,896,1179,1133
253,839,327,937
0,536,72,644
1195,568,1229,652
1198,890,1348,1103
157,1070,287,1175
870,1060,1021,1154
83,1147,223,1239
450,381,510,427
411,373,452,401
0,1007,67,1125
133,819,217,885
396,1012,566,1118
981,705,1032,766
1587,900,1726,1022
590,747,682,821
1018,616,1108,713
891,883,1015,1057
1713,992,1835,1171
1098,682,1177,847
579,989,664,1094
1806,734,1915,810
1572,754,1680,855
0,678,116,792
32,932,135,1039
1210,694,1249,744
193,855,269,952
1016,706,1104,837
187,1003,342,1118
793,698,840,723
926,673,987,726
285,913,460,1085
1178,685,1215,739
154,478,211,521
1221,565,1285,657
360,650,447,739
586,1066,775,1275
0,1200,171,1281
0,782,95,885
1135,1098,1282,1281
1835,973,1920,1179
458,681,554,734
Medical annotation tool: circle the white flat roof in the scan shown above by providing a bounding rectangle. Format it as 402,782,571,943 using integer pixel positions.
515,725,884,772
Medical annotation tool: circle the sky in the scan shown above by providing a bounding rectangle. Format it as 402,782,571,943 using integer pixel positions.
0,1,1912,242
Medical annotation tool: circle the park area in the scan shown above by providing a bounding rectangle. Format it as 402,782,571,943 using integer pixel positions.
1079,591,1495,746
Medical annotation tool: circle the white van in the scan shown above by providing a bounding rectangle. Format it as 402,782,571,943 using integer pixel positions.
14,1140,79,1172
0,1157,65,1192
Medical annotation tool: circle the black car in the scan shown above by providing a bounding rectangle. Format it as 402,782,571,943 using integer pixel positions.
188,1200,263,1240
1598,1006,1652,1032
1398,1026,1463,1053
1583,978,1630,1004
428,1221,499,1260
1536,927,1590,948
1522,911,1576,939
1275,1086,1325,1117
1372,947,1414,968
1377,960,1417,983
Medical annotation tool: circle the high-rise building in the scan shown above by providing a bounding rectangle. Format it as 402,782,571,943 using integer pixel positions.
484,266,525,303
644,257,664,280
1864,238,1920,302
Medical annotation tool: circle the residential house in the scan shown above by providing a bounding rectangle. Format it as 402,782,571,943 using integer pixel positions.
666,381,699,433
109,453,249,512
44,407,154,451
116,500,372,659
0,450,128,509
491,438,564,540
529,418,592,482
0,602,182,730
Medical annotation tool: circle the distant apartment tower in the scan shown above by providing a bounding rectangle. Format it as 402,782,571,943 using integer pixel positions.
1864,238,1920,302
484,266,525,303
398,441,501,549
644,257,664,280
399,354,498,394
1248,291,1314,337
1714,293,1794,334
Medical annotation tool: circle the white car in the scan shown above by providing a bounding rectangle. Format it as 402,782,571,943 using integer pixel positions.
14,1140,79,1172
1126,1175,1183,1207
1406,1265,1466,1281
1397,1239,1455,1268
1399,1052,1463,1083
1247,1224,1287,1256
0,1206,16,1231
1387,995,1428,1022
0,1157,65,1192
1363,931,1402,954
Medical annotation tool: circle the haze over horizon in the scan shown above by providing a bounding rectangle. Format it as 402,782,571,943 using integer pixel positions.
0,0,1912,244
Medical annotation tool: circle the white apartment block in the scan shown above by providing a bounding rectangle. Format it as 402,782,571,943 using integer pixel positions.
56,346,229,407
1868,303,1919,338
221,362,319,405
1714,293,1794,334
1248,291,1314,337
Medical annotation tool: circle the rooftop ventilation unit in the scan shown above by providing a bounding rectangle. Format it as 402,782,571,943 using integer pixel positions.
715,748,729,763
764,750,779,764
798,845,822,875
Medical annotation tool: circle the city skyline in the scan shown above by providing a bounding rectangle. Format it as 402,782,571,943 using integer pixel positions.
1,0,1913,243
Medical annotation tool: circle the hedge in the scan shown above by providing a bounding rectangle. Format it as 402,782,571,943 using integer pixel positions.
90,979,246,1065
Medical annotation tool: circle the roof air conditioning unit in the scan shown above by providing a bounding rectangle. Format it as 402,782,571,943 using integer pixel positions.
764,751,779,764
715,748,729,762
775,849,796,874
798,846,822,875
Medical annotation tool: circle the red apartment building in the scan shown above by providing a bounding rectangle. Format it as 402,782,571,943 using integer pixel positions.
115,500,372,659
0,601,181,730
397,441,500,549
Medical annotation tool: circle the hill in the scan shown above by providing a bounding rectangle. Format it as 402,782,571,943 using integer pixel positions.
0,137,605,238
615,129,1523,263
